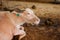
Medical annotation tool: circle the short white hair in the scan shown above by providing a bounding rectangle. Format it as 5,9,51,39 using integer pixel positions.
25,8,34,14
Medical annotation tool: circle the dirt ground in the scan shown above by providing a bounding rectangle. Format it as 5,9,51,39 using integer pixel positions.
22,18,60,40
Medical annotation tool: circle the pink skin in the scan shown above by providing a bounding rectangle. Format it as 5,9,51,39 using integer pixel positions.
0,12,26,40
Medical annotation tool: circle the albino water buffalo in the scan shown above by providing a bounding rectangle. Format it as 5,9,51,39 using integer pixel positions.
0,8,40,40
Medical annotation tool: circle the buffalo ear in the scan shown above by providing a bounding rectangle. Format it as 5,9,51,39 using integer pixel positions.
31,5,36,9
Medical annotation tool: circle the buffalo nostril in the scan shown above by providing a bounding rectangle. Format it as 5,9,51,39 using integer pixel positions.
36,19,39,22
36,19,38,21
